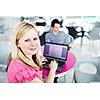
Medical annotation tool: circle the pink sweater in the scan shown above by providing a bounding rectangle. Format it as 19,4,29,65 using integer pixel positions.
7,59,42,83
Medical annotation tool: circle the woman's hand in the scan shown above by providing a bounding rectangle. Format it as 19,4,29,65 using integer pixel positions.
49,60,58,72
40,56,48,65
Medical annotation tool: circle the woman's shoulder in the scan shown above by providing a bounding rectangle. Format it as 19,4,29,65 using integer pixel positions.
10,59,24,66
8,59,27,71
9,59,37,72
8,59,42,82
8,59,36,75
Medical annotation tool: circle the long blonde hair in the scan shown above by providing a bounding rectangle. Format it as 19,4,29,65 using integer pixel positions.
10,22,42,71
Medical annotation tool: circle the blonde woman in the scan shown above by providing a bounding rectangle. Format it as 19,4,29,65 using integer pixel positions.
7,22,58,83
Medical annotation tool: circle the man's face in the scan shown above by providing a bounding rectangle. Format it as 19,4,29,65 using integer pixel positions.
52,23,60,34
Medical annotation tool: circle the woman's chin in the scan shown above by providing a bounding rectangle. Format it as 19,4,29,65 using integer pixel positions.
31,50,37,55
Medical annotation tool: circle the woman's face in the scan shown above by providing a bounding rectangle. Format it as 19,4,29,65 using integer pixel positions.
18,28,39,58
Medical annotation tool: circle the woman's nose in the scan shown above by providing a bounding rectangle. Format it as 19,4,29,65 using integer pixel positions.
30,40,36,46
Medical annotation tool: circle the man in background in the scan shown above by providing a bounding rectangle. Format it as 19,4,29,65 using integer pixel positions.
46,18,73,45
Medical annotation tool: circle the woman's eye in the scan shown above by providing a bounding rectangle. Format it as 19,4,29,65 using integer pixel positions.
25,39,30,42
24,38,38,42
33,38,38,41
